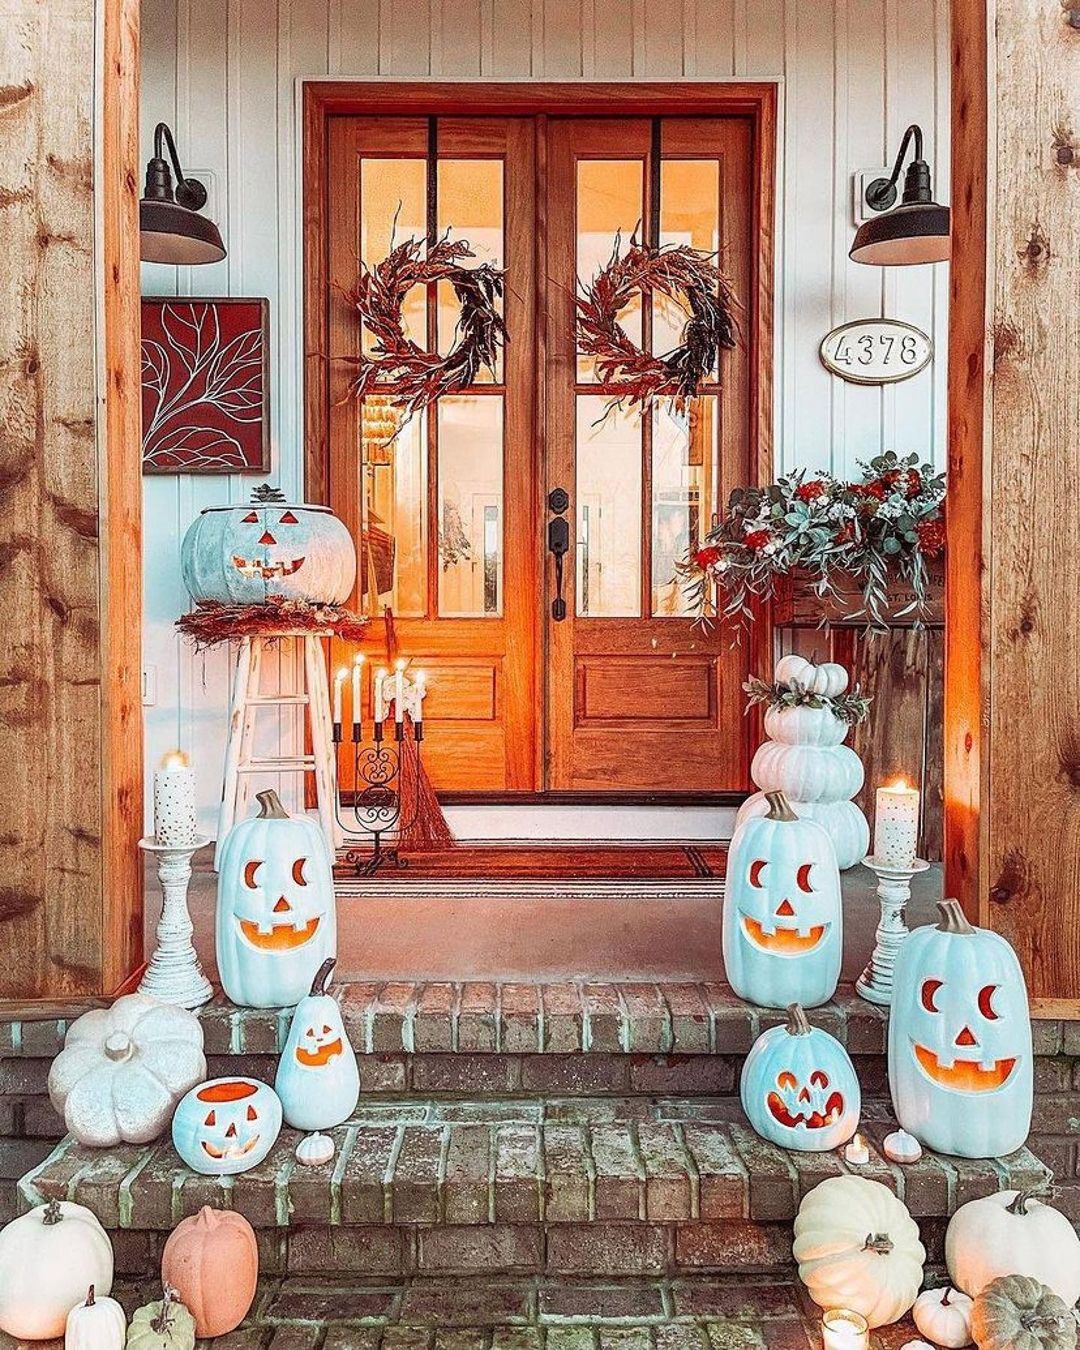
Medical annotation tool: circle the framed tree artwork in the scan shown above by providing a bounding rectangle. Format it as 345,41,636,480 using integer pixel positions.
141,297,270,474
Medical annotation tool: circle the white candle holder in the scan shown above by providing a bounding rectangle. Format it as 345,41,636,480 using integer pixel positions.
855,855,930,1006
138,835,214,1009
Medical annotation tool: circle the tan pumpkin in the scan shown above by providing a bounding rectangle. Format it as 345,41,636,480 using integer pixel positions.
970,1275,1077,1350
160,1207,258,1338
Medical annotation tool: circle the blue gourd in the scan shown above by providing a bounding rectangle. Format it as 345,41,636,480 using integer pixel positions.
888,898,1033,1158
275,958,359,1132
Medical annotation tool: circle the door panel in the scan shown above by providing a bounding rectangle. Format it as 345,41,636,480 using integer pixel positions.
545,117,756,792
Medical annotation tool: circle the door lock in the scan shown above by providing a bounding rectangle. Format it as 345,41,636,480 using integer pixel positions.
547,486,570,621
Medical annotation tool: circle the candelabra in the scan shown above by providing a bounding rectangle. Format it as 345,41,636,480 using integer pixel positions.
332,659,427,875
855,854,930,1005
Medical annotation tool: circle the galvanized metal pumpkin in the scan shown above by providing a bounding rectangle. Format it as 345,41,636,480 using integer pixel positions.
723,791,842,1008
275,958,359,1132
180,484,355,605
171,1077,282,1175
740,1003,860,1151
888,899,1033,1159
216,789,336,1008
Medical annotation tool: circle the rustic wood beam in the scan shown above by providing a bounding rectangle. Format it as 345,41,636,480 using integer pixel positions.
947,0,1080,1012
0,0,143,997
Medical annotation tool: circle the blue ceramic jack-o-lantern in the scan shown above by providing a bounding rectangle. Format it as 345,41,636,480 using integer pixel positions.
723,790,842,1008
888,898,1033,1158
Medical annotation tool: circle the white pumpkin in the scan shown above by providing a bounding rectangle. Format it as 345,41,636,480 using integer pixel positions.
913,1287,974,1348
763,703,850,747
793,1175,926,1328
774,655,849,698
295,1132,336,1166
735,794,870,871
65,1286,127,1350
48,995,206,1147
945,1187,1080,1306
216,789,337,1008
275,958,359,1131
171,1077,283,1175
751,741,865,803
0,1200,114,1340
180,486,356,605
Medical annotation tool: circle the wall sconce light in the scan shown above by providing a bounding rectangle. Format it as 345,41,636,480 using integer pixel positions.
140,122,227,265
850,123,950,266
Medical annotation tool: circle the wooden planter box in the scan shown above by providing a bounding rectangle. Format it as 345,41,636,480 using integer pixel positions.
772,560,945,629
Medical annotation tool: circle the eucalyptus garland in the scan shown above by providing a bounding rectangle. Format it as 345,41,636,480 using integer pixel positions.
742,674,872,726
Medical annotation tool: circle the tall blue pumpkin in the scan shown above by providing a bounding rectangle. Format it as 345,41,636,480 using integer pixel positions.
216,789,337,1007
888,899,1033,1158
740,1003,860,1151
723,790,842,1008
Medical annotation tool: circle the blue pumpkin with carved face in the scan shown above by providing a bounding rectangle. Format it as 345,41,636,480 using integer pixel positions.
723,791,842,1008
888,899,1033,1158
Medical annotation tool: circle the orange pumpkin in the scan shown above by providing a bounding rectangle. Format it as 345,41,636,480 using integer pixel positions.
161,1207,258,1337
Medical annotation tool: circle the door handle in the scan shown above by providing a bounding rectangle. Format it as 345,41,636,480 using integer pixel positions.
547,487,570,621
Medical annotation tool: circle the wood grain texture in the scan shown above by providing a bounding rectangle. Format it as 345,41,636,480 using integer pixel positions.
0,0,143,997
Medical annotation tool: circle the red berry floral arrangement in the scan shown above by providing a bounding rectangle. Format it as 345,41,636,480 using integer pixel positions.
680,451,946,632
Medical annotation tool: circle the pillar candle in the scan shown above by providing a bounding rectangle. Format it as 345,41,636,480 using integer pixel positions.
821,1309,869,1350
153,750,197,846
874,779,920,867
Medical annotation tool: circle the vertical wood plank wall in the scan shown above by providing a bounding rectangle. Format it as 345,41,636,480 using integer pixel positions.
949,0,1080,1011
0,0,143,996
140,0,951,829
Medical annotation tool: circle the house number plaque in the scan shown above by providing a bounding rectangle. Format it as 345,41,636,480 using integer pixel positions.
819,319,933,385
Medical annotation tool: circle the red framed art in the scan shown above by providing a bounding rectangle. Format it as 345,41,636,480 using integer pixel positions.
141,296,271,474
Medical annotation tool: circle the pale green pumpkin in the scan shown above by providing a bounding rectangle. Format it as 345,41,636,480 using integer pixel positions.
126,1288,196,1350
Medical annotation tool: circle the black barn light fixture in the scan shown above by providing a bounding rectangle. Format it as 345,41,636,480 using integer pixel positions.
850,123,950,266
140,122,227,265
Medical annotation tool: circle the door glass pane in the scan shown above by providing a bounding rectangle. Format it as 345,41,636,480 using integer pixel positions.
360,158,427,350
652,397,716,616
654,159,721,366
360,400,426,616
437,159,505,381
577,160,644,382
576,397,641,617
438,396,504,617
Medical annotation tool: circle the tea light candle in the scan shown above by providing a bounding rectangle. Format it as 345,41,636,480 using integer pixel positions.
844,1133,870,1165
333,666,348,725
874,778,920,866
153,750,197,846
821,1308,869,1350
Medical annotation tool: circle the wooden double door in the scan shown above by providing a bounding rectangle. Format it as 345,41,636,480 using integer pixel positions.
316,100,768,797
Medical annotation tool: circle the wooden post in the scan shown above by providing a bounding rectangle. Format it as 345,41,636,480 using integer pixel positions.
0,0,143,997
947,0,1080,1014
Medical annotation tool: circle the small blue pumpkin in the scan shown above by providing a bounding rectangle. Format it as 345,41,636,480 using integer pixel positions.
723,790,842,1008
888,899,1033,1158
740,1003,860,1151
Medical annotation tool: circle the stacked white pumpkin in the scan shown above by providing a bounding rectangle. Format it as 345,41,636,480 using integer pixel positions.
736,654,870,870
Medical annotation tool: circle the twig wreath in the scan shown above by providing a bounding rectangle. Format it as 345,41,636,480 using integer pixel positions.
344,234,506,425
576,235,740,413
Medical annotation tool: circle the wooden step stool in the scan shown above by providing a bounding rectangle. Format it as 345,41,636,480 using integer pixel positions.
215,631,342,870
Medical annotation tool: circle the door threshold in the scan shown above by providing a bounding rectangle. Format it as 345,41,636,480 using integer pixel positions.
441,801,739,842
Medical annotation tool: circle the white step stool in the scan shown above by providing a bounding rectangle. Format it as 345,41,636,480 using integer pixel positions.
214,631,342,870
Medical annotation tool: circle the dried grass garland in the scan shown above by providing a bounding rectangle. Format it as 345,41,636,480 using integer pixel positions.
177,597,370,649
576,237,739,413
343,235,506,424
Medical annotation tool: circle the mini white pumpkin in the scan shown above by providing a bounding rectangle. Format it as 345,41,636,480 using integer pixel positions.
65,1286,127,1350
763,703,850,748
774,655,849,698
945,1186,1080,1306
295,1132,336,1166
275,958,359,1131
883,1128,923,1164
172,1077,282,1175
0,1200,114,1340
48,995,206,1147
793,1175,926,1328
913,1287,974,1348
216,789,337,1008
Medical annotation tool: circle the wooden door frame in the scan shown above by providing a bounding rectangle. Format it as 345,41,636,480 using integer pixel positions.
302,81,776,799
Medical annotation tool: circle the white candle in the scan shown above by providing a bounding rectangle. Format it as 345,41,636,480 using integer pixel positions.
874,778,920,867
153,750,197,846
333,667,348,724
374,668,387,724
394,659,406,723
413,669,426,720
821,1309,869,1350
844,1133,870,1165
351,653,365,735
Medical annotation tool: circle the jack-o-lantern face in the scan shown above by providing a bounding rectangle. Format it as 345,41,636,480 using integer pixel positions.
740,1005,860,1152
274,958,360,1132
295,1022,344,1067
888,900,1033,1159
216,790,337,1009
231,508,307,582
723,792,842,1009
172,1077,282,1175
